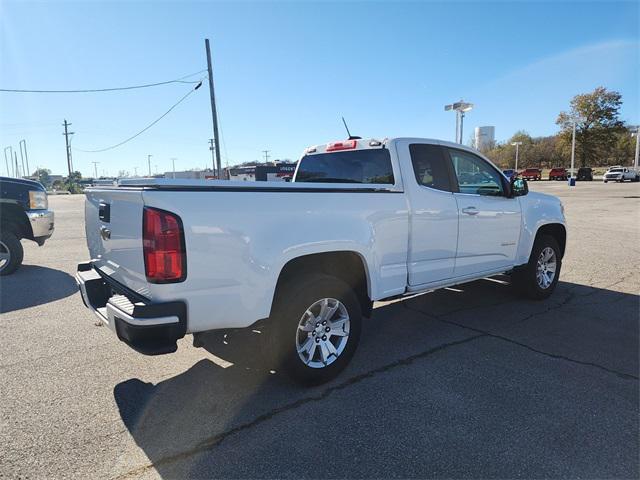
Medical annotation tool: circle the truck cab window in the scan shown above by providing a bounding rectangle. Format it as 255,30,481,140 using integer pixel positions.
295,149,394,184
447,148,504,196
409,144,453,192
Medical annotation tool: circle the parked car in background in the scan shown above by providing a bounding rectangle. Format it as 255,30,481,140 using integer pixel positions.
502,169,518,182
76,137,567,385
520,168,542,181
576,167,593,181
603,166,640,183
549,167,569,181
0,176,55,275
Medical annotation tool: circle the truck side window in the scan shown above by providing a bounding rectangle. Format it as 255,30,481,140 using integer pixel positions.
447,148,504,196
409,144,452,192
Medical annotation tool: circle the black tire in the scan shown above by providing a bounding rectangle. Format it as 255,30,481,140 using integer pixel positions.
0,229,24,276
512,234,562,300
270,273,362,385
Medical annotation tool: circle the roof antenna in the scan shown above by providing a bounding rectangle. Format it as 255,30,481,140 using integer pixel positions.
342,117,361,140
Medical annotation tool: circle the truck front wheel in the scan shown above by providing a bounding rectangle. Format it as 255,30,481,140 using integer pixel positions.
270,274,362,385
512,235,562,300
0,229,24,276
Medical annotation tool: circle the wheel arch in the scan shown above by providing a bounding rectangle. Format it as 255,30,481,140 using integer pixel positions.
0,203,33,240
271,251,373,318
534,223,566,258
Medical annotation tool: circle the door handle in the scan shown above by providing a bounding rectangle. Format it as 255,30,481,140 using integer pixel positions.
462,207,479,215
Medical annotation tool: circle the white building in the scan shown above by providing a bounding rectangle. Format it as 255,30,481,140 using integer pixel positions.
474,126,495,151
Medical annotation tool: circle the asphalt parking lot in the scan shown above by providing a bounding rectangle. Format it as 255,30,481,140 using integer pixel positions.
1,181,638,479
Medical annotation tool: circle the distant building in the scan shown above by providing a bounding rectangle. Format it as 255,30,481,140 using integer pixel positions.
255,163,297,182
227,166,256,181
474,126,495,151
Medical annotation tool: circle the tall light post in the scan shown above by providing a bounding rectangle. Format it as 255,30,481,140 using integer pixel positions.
569,116,585,183
511,141,523,172
147,155,152,177
632,126,639,169
445,100,474,144
171,158,177,179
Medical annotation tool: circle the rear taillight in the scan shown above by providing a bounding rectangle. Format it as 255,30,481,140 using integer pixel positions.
143,207,186,283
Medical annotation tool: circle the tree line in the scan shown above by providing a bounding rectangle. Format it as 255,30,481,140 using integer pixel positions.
478,87,637,169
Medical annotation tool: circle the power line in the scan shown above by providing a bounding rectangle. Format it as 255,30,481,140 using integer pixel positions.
74,80,204,153
0,70,206,93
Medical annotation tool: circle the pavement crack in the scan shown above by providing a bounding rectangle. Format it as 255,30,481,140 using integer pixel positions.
403,303,639,381
113,334,485,479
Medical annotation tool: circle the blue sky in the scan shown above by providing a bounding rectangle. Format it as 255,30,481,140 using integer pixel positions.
1,0,638,177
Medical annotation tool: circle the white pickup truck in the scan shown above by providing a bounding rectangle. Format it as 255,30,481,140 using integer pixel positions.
602,166,640,183
77,137,566,384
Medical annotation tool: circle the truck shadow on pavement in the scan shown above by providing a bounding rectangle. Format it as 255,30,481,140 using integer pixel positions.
0,265,77,313
113,278,639,479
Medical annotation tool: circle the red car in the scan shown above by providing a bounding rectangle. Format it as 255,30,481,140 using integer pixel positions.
520,168,542,181
549,167,568,181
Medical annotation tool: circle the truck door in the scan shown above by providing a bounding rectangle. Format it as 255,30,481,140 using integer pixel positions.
445,147,521,277
396,140,459,286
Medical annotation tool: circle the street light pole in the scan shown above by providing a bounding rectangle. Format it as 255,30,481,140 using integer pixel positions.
445,100,474,144
633,126,639,169
570,120,577,181
147,155,152,177
511,142,522,172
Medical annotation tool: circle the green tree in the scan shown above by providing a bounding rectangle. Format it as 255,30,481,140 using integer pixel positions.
65,171,83,194
556,86,625,167
33,168,52,188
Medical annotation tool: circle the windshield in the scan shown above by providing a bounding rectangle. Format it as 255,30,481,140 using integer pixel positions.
609,168,623,172
295,149,394,184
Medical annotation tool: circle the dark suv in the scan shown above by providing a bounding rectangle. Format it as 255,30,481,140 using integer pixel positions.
577,167,593,181
0,177,54,275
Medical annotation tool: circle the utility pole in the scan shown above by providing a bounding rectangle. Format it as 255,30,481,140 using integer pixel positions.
62,120,74,178
147,154,152,176
205,39,222,178
92,162,100,179
134,167,138,177
208,139,216,177
262,150,270,163
171,158,177,178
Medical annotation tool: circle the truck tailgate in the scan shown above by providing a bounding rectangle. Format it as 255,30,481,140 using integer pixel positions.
84,188,150,298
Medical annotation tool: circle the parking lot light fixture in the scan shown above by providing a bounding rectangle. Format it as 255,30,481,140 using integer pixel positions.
511,142,523,172
569,116,586,184
445,100,474,144
632,126,639,169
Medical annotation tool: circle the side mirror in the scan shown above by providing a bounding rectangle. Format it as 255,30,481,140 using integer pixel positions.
510,177,528,197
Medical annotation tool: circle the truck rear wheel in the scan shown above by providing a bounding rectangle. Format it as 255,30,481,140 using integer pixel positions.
0,230,24,276
512,235,561,300
270,274,362,385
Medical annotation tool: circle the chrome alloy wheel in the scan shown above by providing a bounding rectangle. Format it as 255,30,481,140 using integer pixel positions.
536,246,557,289
0,240,10,272
295,298,350,369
